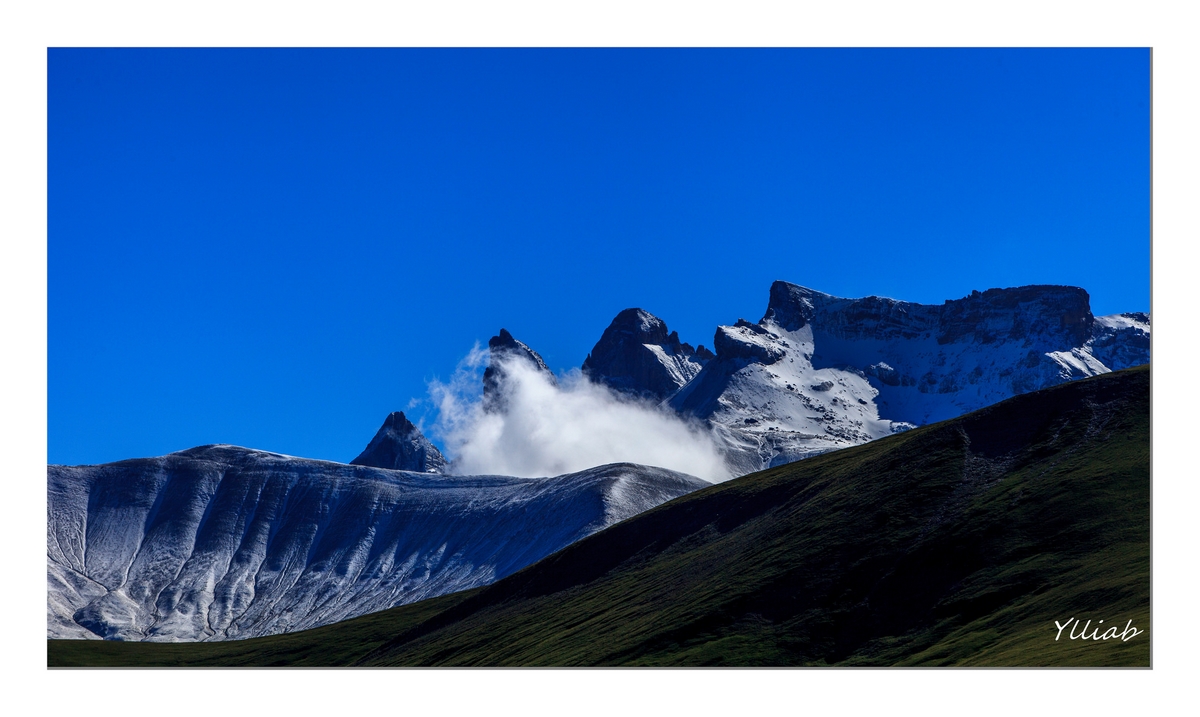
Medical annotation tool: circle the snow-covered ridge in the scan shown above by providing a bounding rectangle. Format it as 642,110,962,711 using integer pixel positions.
665,282,1149,472
48,445,705,642
496,281,1148,476
1089,312,1150,371
1093,312,1149,332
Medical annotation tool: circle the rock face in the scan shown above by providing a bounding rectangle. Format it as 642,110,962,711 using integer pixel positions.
582,308,711,400
350,411,447,473
1089,313,1151,370
671,281,1150,473
47,445,707,642
483,328,557,412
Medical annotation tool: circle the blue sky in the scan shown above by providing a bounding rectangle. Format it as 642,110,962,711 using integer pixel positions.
48,48,1150,466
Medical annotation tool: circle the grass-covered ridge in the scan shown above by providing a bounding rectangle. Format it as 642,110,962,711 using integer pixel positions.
50,365,1150,667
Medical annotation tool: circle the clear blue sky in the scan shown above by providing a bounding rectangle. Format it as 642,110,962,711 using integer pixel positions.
48,48,1150,466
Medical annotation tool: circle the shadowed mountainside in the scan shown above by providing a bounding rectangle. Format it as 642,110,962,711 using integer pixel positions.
50,365,1149,667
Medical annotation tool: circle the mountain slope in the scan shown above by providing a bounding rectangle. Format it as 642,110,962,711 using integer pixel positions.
51,366,1149,666
47,449,705,642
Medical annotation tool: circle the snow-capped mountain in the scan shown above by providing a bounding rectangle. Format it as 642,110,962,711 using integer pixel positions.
582,308,713,400
47,279,1149,643
48,445,705,642
573,284,1152,474
584,282,1149,472
350,411,447,473
339,281,1149,481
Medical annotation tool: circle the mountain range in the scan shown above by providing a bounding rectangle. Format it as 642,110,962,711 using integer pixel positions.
50,365,1150,666
360,281,1149,475
47,280,1149,646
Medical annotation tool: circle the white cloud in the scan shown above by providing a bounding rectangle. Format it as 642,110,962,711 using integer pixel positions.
428,347,731,483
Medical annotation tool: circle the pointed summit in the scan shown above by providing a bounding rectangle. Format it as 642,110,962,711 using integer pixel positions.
350,411,448,473
582,308,709,401
482,329,557,412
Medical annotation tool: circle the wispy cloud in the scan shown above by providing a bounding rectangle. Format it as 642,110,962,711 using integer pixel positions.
428,347,731,483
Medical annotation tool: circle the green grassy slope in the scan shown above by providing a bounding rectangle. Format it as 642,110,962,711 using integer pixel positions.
50,366,1150,667
47,588,477,667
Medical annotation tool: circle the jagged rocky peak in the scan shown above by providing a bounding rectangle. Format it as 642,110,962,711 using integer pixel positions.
351,411,447,473
761,281,827,332
483,328,557,411
609,308,672,343
582,308,710,400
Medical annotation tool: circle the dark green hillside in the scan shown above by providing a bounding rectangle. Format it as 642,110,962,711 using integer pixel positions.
50,366,1150,667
